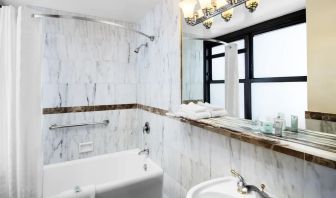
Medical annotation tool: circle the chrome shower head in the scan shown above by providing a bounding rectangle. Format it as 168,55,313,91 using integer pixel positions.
134,43,148,53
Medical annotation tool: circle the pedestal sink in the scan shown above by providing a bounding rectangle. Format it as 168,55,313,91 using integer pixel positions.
186,177,258,198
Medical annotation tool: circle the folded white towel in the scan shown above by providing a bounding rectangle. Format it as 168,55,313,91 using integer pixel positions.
197,102,225,111
51,185,95,198
210,110,228,118
166,112,183,118
182,111,211,120
181,102,207,113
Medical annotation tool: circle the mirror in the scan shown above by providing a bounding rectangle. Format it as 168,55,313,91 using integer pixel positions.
181,0,336,141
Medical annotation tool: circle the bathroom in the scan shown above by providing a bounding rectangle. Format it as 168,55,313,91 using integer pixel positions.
0,0,335,197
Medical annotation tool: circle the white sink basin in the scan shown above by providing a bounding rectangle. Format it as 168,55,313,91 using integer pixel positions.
186,177,258,198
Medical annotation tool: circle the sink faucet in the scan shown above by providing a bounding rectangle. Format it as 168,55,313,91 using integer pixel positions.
231,170,271,198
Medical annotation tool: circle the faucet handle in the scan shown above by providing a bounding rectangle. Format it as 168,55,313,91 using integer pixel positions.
260,184,266,192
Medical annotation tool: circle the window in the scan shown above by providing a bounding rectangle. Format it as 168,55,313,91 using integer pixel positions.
205,39,246,118
204,10,307,126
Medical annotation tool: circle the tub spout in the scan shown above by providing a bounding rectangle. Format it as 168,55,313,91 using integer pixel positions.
138,149,149,156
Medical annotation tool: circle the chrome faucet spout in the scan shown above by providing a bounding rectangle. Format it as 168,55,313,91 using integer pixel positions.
138,148,149,156
231,170,271,198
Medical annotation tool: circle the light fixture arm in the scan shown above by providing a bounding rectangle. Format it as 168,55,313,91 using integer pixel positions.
186,0,248,26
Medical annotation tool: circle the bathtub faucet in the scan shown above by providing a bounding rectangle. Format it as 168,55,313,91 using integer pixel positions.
138,148,149,156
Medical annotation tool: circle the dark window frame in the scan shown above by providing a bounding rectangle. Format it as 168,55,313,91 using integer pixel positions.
204,9,307,119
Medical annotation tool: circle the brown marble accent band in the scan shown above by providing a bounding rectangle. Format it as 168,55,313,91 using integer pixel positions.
43,104,137,114
305,111,336,122
136,104,169,116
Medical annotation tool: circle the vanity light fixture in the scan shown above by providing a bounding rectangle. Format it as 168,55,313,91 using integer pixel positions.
179,0,260,29
245,0,260,12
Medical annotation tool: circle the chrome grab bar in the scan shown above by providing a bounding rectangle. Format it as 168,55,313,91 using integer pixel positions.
49,120,109,130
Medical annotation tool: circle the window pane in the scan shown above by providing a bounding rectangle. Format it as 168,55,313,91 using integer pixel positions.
252,82,307,128
210,83,225,107
212,55,244,80
238,53,245,79
212,45,225,55
212,57,225,80
253,23,307,77
210,83,245,118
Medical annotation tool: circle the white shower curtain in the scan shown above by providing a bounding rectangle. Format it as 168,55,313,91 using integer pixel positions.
0,6,43,198
225,43,239,117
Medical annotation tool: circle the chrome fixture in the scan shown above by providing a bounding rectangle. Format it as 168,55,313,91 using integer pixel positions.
138,148,150,156
134,43,148,53
143,163,148,171
231,169,271,198
143,122,150,134
184,36,228,44
49,120,109,130
179,0,260,29
31,14,155,41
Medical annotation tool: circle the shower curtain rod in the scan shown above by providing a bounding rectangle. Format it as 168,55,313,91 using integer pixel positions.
184,36,227,45
31,14,155,41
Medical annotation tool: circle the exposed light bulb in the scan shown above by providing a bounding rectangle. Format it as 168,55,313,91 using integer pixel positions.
203,17,213,29
198,0,212,9
216,0,228,8
197,9,204,18
179,0,197,18
221,8,233,22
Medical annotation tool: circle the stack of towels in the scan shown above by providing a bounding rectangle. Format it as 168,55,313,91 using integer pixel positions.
167,102,228,120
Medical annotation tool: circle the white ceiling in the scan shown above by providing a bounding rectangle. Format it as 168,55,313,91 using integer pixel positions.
1,0,160,23
183,0,306,38
1,0,306,37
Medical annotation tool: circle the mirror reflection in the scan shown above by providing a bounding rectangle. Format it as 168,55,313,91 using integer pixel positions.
181,0,336,142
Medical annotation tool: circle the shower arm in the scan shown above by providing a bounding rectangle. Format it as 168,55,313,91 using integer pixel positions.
31,14,155,41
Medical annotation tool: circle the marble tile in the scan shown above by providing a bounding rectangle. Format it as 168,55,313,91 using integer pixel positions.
240,142,304,198
40,8,138,109
209,132,236,178
43,109,138,164
303,161,336,198
163,173,185,198
136,0,181,111
180,154,211,191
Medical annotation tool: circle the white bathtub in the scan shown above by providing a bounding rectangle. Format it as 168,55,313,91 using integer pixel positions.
43,149,163,198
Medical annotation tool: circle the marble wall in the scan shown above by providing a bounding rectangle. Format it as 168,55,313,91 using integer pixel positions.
136,0,336,198
40,8,140,164
138,110,336,198
41,9,138,108
136,0,181,112
43,109,138,164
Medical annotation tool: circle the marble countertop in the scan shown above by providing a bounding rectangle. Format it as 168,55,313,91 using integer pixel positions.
175,116,336,169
